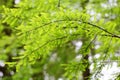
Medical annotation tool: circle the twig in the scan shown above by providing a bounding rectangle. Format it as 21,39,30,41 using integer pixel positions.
58,0,61,7
85,34,97,51
18,19,120,39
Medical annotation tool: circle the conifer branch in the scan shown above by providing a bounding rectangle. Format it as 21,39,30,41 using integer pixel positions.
23,33,81,58
19,19,120,39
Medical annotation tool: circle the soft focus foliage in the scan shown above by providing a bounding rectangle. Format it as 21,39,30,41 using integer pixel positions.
0,0,120,80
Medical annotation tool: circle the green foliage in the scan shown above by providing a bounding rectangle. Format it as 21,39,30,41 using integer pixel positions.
0,0,120,80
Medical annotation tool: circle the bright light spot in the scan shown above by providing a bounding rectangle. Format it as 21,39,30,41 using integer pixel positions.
49,53,57,62
0,61,5,67
105,13,109,17
96,13,101,20
75,54,82,61
95,45,100,49
75,41,82,48
69,29,73,34
10,71,14,75
101,3,108,8
88,10,96,16
94,54,100,59
29,78,33,80
90,17,94,21
73,41,82,52
58,78,63,80
90,63,94,71
95,41,101,49
108,0,117,6
100,62,120,80
15,0,20,4
0,72,3,77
